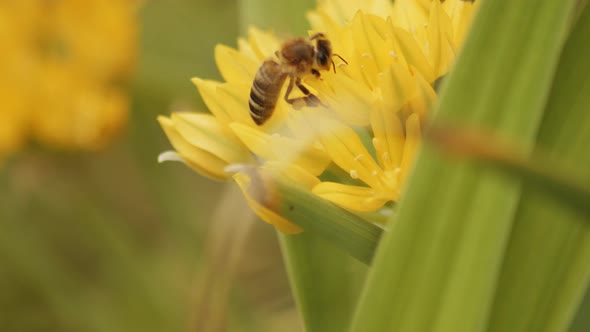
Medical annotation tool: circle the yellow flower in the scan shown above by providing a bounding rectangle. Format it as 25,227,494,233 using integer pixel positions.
159,0,477,231
0,0,138,157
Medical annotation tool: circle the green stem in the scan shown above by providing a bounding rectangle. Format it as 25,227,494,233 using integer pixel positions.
271,176,383,265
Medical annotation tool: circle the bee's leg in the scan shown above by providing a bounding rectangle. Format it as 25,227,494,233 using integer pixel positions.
295,78,328,108
295,78,311,95
285,77,327,109
284,77,307,110
284,75,296,101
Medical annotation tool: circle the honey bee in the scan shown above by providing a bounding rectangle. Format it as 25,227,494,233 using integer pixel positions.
249,33,347,125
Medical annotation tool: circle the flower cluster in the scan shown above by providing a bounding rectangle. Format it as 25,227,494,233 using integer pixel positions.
0,0,138,158
159,0,477,232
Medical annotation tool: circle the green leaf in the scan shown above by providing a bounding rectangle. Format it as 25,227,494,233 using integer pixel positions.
487,4,590,331
349,1,577,332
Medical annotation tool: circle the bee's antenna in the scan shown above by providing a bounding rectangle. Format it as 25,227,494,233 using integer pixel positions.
331,54,347,73
333,53,348,65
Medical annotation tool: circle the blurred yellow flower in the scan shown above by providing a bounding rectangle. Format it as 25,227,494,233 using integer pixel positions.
159,0,477,231
0,0,138,157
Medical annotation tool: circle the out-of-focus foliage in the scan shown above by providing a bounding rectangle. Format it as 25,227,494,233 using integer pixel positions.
0,1,303,331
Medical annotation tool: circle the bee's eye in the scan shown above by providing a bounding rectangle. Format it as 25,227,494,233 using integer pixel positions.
317,51,329,66
315,39,332,68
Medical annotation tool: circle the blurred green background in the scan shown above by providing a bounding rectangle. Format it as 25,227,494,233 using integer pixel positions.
0,0,313,331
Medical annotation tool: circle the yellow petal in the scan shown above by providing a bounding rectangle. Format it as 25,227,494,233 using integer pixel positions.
230,122,331,176
192,78,232,123
237,37,259,61
234,172,303,234
399,113,422,184
370,104,404,172
158,116,229,180
350,12,387,88
407,72,437,121
216,82,257,124
192,78,254,125
365,13,390,39
388,22,435,83
313,182,388,212
317,0,393,24
390,0,430,32
307,9,342,35
441,0,460,13
247,27,281,60
427,0,455,78
369,0,394,19
315,0,360,25
171,112,251,164
451,1,478,48
306,73,375,127
378,61,419,113
312,115,386,190
214,44,259,84
229,122,272,158
441,0,477,46
262,161,321,190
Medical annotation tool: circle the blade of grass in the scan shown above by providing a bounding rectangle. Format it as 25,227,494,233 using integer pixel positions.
349,0,576,331
487,4,590,331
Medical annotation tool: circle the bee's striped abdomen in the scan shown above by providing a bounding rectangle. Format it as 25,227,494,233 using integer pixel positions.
249,60,287,125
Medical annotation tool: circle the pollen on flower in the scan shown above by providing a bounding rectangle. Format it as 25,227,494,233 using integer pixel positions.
354,154,364,161
350,169,359,179
388,51,397,58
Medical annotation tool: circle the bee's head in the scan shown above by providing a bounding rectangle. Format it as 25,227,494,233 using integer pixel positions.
311,33,332,71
